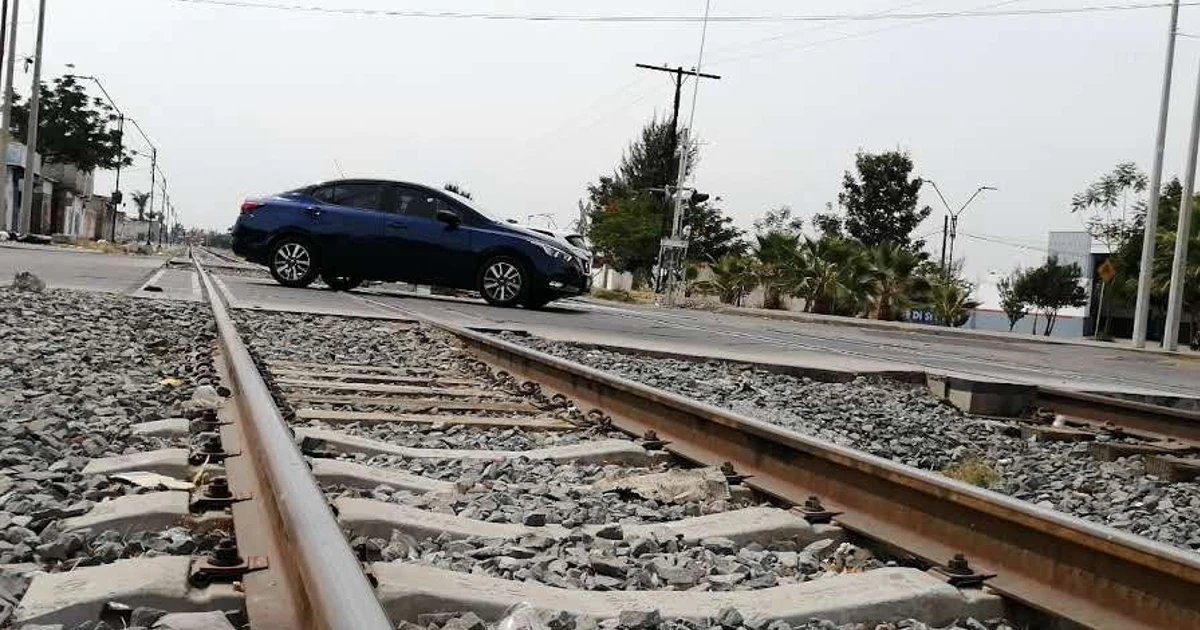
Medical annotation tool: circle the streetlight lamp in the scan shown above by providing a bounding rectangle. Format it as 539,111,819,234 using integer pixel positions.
925,180,996,273
65,72,126,241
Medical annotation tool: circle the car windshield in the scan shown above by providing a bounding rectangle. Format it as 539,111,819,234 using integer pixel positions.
449,194,509,224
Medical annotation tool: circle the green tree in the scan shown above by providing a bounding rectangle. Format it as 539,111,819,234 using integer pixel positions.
12,75,131,172
753,231,802,310
695,255,757,306
584,116,698,283
588,194,661,285
1023,257,1088,336
837,151,931,248
683,201,745,262
1071,163,1149,333
926,273,979,327
130,191,151,221
811,202,844,238
443,182,473,200
796,236,871,316
752,205,805,236
997,271,1029,332
866,243,929,320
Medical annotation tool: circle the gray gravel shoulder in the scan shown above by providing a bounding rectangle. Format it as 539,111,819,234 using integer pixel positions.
508,337,1200,553
0,286,232,621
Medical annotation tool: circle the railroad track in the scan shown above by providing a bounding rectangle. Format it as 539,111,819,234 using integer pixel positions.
9,255,1199,630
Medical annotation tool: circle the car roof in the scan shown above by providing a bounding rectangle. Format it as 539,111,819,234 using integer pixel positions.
310,178,439,192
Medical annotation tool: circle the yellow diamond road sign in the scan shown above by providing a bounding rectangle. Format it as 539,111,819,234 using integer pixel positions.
1098,260,1116,283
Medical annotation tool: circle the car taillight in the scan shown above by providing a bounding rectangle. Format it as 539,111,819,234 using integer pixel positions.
240,200,262,213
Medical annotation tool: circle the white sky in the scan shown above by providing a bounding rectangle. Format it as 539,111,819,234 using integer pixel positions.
18,0,1200,280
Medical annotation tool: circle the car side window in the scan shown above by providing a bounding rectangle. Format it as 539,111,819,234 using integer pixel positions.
332,183,384,211
394,187,438,220
311,186,338,204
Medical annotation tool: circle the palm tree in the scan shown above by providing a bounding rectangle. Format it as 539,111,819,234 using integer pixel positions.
796,236,870,315
753,232,802,309
928,275,980,327
866,243,928,320
696,255,758,306
130,191,151,221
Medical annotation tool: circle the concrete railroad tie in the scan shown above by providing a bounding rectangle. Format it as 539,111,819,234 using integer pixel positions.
335,499,842,546
373,563,1003,627
295,427,654,466
14,556,242,628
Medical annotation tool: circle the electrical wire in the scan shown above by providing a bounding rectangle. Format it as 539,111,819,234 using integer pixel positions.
148,0,1200,24
958,230,1095,256
709,0,1025,67
702,0,933,63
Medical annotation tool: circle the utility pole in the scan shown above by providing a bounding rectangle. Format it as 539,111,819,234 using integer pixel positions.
1164,56,1200,351
0,0,15,232
146,148,156,245
635,62,720,286
1134,0,1181,348
17,0,45,234
111,114,123,240
939,215,949,273
637,1,719,302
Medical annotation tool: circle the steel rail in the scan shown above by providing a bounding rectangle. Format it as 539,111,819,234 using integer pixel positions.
436,324,1200,630
1036,387,1200,443
192,255,392,630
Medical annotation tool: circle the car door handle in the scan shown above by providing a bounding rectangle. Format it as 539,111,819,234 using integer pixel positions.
305,206,322,217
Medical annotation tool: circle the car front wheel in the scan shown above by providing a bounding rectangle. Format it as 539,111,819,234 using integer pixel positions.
478,256,528,307
268,237,319,288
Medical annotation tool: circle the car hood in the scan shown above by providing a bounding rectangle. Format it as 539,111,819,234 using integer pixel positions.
490,223,590,258
502,223,592,259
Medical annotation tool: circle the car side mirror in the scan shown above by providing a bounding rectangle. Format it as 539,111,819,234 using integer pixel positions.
436,208,461,228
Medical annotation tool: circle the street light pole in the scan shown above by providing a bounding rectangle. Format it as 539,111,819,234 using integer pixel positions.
0,0,18,232
925,180,995,273
18,0,46,234
1133,0,1182,348
947,186,997,267
146,148,156,245
1163,56,1200,351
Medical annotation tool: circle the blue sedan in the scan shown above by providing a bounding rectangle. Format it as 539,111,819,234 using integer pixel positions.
231,179,590,307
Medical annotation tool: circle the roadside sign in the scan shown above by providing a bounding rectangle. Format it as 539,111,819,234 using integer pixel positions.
1098,260,1116,283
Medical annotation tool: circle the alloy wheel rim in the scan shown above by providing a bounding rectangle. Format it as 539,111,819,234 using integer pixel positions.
483,262,521,302
274,243,311,281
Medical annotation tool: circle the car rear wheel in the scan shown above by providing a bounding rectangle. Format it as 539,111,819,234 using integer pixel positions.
321,273,361,291
268,237,319,288
478,256,528,307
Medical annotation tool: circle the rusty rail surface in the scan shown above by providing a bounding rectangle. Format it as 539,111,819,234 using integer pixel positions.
193,255,393,630
1036,387,1200,444
439,325,1200,630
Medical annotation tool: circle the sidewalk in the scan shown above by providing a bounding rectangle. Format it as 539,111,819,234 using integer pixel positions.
579,296,1199,362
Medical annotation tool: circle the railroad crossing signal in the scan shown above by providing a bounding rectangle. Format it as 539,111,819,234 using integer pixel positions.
1098,260,1117,283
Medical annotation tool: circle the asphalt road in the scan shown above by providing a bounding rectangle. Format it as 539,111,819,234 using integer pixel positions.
4,244,1197,398
209,271,1200,398
0,243,168,293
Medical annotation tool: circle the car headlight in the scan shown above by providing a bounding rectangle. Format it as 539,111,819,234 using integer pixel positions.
535,241,572,261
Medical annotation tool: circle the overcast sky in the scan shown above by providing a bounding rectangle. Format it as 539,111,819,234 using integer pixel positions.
19,0,1200,281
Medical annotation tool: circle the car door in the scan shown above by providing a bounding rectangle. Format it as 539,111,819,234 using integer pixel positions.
305,182,388,277
381,186,475,287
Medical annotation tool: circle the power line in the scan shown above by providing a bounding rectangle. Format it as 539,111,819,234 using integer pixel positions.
149,0,1200,23
703,0,933,63
710,0,1025,67
958,230,1095,257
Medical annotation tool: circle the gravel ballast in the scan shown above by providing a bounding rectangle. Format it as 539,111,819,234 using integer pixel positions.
507,338,1200,552
0,286,229,620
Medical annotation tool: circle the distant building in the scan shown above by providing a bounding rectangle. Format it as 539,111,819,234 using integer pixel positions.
964,231,1093,338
